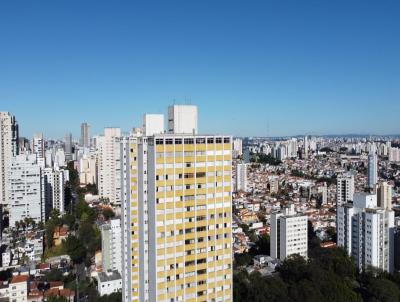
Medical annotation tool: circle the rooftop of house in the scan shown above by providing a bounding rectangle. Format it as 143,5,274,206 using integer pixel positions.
10,275,29,284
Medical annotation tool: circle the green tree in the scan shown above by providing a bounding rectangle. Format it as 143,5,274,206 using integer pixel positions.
102,208,115,220
76,200,96,223
45,220,56,248
79,222,96,247
240,224,250,234
255,233,270,255
234,253,252,267
365,278,400,302
233,270,249,301
85,183,98,195
64,235,87,264
45,268,63,282
67,161,79,188
277,254,309,283
62,213,76,230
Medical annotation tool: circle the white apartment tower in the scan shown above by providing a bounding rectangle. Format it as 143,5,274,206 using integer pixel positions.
287,138,298,158
304,136,309,158
377,181,392,210
168,105,198,134
101,218,122,273
54,149,66,168
32,133,45,159
98,128,122,205
9,154,44,227
236,163,247,192
368,151,378,188
270,204,308,261
0,112,18,207
43,167,66,215
336,173,355,207
337,192,395,272
45,149,53,168
232,138,243,158
79,153,97,185
52,168,66,214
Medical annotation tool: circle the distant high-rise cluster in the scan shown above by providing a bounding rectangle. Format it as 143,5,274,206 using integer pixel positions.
3,103,400,301
336,146,395,273
0,111,70,233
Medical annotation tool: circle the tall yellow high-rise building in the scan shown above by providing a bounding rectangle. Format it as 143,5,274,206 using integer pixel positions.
123,132,233,302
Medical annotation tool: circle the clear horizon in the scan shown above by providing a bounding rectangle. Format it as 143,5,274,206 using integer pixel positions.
1,1,399,138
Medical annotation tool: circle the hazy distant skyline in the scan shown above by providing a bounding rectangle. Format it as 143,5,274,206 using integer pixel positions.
1,1,399,138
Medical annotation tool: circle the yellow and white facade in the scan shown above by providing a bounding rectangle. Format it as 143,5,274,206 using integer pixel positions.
124,134,233,302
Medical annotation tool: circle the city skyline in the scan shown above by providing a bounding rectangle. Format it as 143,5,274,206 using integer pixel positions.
1,2,400,301
1,1,400,138
5,108,400,142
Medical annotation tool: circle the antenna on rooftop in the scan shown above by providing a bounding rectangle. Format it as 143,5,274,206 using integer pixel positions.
184,96,192,105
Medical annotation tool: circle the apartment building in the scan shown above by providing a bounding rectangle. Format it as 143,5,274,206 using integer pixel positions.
124,133,233,302
337,192,395,272
270,204,308,261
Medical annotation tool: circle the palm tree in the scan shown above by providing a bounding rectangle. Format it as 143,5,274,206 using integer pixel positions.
20,220,26,233
10,229,18,248
24,217,31,230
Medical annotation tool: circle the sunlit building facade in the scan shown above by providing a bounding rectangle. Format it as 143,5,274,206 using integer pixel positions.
125,134,233,302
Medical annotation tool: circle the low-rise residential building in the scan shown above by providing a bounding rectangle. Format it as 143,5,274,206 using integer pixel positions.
9,275,28,302
97,270,122,296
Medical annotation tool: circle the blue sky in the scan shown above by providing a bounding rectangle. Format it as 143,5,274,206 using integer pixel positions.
0,1,399,139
